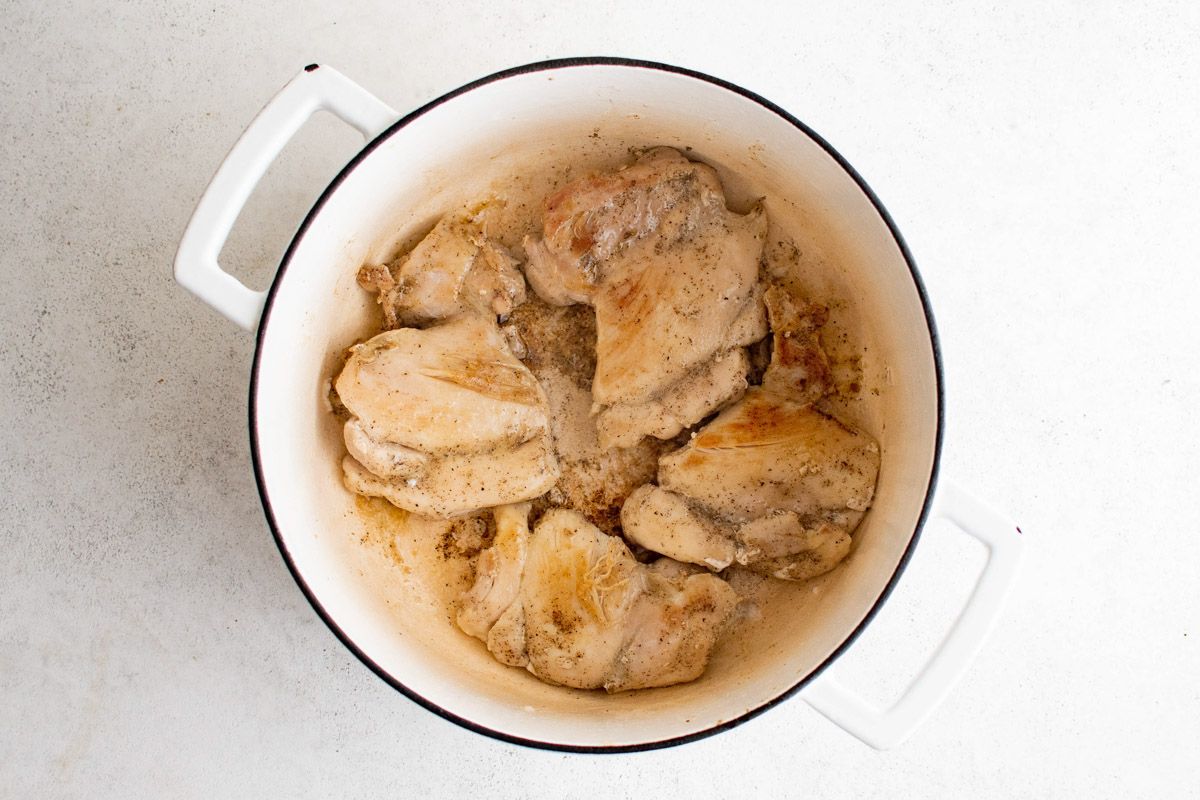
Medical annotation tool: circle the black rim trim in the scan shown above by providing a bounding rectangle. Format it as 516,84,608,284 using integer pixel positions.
248,56,945,754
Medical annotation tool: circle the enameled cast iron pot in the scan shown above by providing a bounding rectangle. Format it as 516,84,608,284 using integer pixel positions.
175,58,1022,752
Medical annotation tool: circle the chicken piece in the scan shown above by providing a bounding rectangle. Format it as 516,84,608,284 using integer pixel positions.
341,437,554,517
620,485,735,571
512,510,643,688
659,388,879,523
620,485,857,581
733,513,852,581
587,199,767,406
761,284,833,403
604,557,741,692
457,508,740,691
456,503,530,639
359,213,526,328
613,275,879,581
485,595,529,667
594,348,751,450
617,387,878,582
522,147,769,448
335,314,559,517
521,147,699,303
342,417,427,479
523,239,594,306
337,315,545,453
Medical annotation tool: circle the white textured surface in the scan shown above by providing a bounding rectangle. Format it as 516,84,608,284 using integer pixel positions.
2,1,1197,796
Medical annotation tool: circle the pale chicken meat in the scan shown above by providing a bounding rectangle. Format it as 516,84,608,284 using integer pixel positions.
604,557,740,692
594,346,752,450
522,147,769,448
620,484,735,571
733,513,852,582
335,314,559,517
624,486,855,582
457,507,740,691
358,212,525,329
456,503,531,639
658,388,880,523
620,282,880,582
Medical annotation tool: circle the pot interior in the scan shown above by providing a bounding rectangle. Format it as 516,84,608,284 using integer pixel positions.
252,63,940,748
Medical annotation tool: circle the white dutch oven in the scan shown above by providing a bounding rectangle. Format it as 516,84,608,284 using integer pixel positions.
175,59,1022,752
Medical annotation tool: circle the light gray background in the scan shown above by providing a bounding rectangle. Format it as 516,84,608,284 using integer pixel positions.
2,1,1197,796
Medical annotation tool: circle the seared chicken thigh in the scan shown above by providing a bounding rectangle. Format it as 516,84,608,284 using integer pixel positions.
335,315,559,517
523,147,769,448
359,212,526,329
621,284,881,582
457,507,740,691
658,388,879,523
605,556,741,692
624,484,857,582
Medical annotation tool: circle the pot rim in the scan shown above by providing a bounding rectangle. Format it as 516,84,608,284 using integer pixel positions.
247,56,945,753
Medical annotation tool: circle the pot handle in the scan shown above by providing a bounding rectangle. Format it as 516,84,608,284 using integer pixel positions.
802,479,1023,749
173,64,398,330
